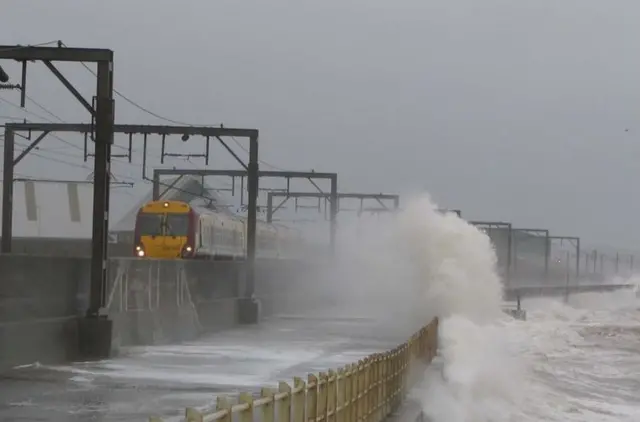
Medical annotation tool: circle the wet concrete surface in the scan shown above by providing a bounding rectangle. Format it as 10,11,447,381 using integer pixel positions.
0,315,417,422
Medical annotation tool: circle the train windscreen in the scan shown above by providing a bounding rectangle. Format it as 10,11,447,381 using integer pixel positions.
165,213,190,236
136,213,164,236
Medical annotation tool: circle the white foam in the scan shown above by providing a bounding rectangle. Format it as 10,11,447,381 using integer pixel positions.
51,342,325,388
32,192,639,421
12,361,41,370
351,193,640,422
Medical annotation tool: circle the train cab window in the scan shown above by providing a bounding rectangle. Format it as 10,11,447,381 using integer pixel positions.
136,213,163,236
165,213,190,236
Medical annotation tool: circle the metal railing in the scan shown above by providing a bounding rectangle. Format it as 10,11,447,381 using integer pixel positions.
149,317,439,422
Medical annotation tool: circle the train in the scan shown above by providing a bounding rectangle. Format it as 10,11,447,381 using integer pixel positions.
133,199,303,260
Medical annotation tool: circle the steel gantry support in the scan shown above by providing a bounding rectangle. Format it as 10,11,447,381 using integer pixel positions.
511,228,551,281
266,191,400,222
469,221,513,287
0,44,115,358
436,209,462,217
2,122,260,323
548,236,580,281
152,169,338,300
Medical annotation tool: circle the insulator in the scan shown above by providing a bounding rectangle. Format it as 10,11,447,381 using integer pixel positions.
0,66,8,83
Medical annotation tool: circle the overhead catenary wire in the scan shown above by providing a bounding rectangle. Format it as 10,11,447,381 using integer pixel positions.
1,94,160,163
0,40,64,83
1,42,318,199
1,97,232,188
0,40,61,53
2,40,301,174
3,41,298,177
0,136,137,183
56,41,288,172
0,96,140,182
2,93,237,170
0,95,130,154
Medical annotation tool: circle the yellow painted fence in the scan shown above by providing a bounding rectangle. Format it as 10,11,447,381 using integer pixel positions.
149,317,439,422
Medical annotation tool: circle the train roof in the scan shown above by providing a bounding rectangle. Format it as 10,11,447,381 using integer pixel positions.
111,175,232,233
193,204,280,226
190,202,245,220
113,175,299,234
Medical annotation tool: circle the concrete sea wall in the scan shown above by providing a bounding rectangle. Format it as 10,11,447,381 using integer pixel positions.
0,254,311,372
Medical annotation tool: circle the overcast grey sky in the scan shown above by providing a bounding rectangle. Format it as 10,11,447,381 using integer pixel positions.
1,0,639,251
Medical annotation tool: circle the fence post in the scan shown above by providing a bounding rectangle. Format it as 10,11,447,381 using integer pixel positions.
364,357,372,422
392,350,400,412
357,360,365,422
148,317,440,422
293,377,306,422
185,407,203,422
318,372,328,422
307,374,318,422
217,396,232,422
374,354,382,422
278,382,292,422
346,364,356,422
336,368,346,422
238,392,254,422
261,388,275,422
381,354,389,417
404,343,410,398
327,369,337,422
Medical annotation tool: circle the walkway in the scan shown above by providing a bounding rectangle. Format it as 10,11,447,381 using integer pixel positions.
0,315,418,422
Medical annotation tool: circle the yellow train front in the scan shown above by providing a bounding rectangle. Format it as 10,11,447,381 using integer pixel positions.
132,199,304,260
133,200,196,259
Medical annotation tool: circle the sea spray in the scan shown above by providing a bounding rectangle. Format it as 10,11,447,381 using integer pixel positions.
389,194,527,422
391,195,505,322
302,192,639,421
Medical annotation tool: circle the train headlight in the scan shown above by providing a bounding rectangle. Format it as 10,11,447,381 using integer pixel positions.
163,202,169,208
137,249,145,257
181,245,194,258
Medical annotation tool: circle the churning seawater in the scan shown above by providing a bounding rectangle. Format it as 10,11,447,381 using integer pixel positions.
416,288,640,422
364,195,640,422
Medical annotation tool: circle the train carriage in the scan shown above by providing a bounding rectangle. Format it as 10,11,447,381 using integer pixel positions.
194,207,245,259
133,200,300,260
